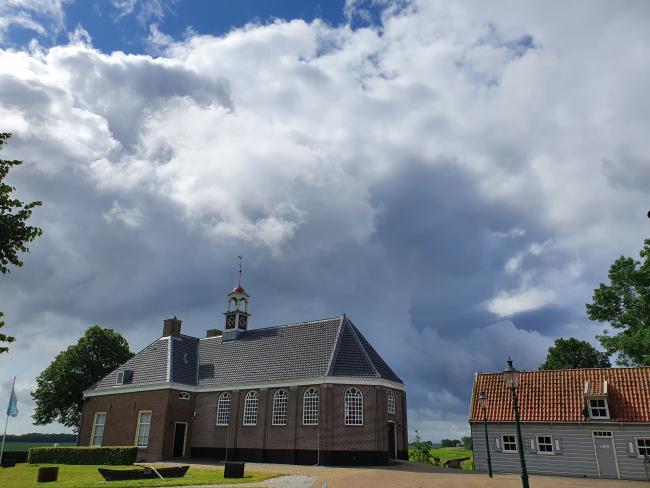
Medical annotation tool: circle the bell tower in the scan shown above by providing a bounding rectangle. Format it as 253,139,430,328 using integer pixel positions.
223,256,250,333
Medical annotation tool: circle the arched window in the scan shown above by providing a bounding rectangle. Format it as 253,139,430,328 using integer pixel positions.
240,298,247,312
303,387,319,425
216,392,231,426
387,390,396,415
272,389,288,425
243,391,258,426
178,391,190,401
344,387,363,425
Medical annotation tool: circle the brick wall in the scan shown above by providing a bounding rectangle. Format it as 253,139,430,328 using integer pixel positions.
79,388,195,461
191,383,408,465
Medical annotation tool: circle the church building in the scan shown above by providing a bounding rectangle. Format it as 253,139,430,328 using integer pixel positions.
78,280,408,465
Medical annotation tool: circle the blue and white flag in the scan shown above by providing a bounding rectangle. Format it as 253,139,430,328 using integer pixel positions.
6,383,18,417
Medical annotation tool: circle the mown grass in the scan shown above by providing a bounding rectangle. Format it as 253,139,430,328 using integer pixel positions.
409,447,474,471
0,464,278,488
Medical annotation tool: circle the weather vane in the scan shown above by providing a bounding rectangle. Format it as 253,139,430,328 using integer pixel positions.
237,255,243,286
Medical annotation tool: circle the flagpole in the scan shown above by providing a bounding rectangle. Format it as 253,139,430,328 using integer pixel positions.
0,376,16,465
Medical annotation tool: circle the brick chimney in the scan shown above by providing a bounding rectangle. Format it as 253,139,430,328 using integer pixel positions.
163,316,182,337
206,329,222,338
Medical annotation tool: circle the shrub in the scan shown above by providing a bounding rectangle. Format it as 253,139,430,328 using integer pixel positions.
28,446,137,465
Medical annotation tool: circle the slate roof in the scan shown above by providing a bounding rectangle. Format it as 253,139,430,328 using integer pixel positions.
88,315,402,393
469,367,650,423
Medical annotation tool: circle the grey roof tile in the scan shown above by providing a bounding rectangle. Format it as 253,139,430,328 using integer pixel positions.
93,337,169,388
171,335,199,385
89,314,403,392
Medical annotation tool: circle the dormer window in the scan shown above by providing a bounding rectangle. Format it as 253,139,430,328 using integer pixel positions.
115,370,133,385
178,392,190,400
588,398,610,419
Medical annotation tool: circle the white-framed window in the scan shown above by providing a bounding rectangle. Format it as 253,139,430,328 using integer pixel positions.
90,412,106,446
178,391,190,400
536,435,553,454
636,438,650,458
303,387,319,425
589,398,610,419
387,390,396,415
216,392,231,426
134,411,152,448
272,389,288,426
116,371,124,384
243,391,258,426
502,434,517,453
344,387,363,425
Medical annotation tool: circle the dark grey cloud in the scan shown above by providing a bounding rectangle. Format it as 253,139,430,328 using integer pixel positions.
1,0,649,441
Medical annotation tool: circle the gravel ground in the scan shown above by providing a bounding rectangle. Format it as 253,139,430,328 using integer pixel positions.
161,461,650,488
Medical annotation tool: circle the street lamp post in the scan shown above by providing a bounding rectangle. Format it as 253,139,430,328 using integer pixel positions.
503,358,530,488
478,391,493,478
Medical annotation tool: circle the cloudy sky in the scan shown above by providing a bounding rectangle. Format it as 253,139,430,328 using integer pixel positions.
0,0,648,441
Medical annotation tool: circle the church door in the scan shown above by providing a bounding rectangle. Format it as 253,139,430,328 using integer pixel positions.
173,422,187,457
387,422,396,459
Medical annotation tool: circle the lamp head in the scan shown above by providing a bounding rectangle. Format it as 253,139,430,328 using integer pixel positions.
503,357,520,389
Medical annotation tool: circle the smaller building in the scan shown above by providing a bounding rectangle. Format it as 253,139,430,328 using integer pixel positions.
469,367,650,481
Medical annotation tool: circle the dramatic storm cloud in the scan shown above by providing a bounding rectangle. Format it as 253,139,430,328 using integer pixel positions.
0,0,649,440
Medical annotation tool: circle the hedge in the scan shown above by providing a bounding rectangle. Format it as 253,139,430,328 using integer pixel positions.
28,446,137,465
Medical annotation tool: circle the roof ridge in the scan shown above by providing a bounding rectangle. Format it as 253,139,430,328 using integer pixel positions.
476,366,650,376
326,315,346,375
197,316,343,341
345,318,380,378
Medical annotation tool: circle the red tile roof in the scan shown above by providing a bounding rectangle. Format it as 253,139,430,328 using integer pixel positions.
469,367,650,423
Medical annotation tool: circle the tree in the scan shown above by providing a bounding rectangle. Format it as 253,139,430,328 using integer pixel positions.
586,238,650,366
32,326,134,430
539,337,610,370
0,132,43,353
462,436,473,450
441,438,461,448
409,430,431,463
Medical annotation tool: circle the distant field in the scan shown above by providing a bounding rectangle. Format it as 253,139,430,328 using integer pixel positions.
2,441,76,452
429,447,473,465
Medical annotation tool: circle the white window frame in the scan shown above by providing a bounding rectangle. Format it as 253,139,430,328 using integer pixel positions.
344,387,364,426
134,410,152,448
178,391,190,400
90,412,106,447
536,435,554,455
272,389,288,426
303,387,319,425
387,390,396,415
243,391,258,426
635,438,650,459
216,392,231,426
588,397,610,419
502,434,518,453
116,371,124,385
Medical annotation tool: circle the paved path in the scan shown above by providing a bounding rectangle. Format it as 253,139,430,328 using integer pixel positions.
165,461,650,487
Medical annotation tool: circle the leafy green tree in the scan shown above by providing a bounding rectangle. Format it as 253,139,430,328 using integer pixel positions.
32,326,134,430
586,238,650,365
0,132,43,353
462,436,473,450
539,337,610,370
409,430,431,463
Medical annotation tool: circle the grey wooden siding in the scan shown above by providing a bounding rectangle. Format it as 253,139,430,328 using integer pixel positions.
471,422,650,481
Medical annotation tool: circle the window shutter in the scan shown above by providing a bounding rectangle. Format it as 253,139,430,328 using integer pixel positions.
628,440,636,457
494,437,501,451
123,370,134,384
527,437,536,452
554,438,562,454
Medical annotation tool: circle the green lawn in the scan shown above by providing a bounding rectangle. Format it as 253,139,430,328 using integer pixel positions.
428,447,472,464
3,442,76,452
0,464,278,488
409,446,474,471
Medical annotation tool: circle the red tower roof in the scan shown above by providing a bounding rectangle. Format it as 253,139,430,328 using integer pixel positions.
232,284,246,294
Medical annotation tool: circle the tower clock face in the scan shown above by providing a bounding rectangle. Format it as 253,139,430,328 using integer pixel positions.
226,314,236,329
239,315,247,329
